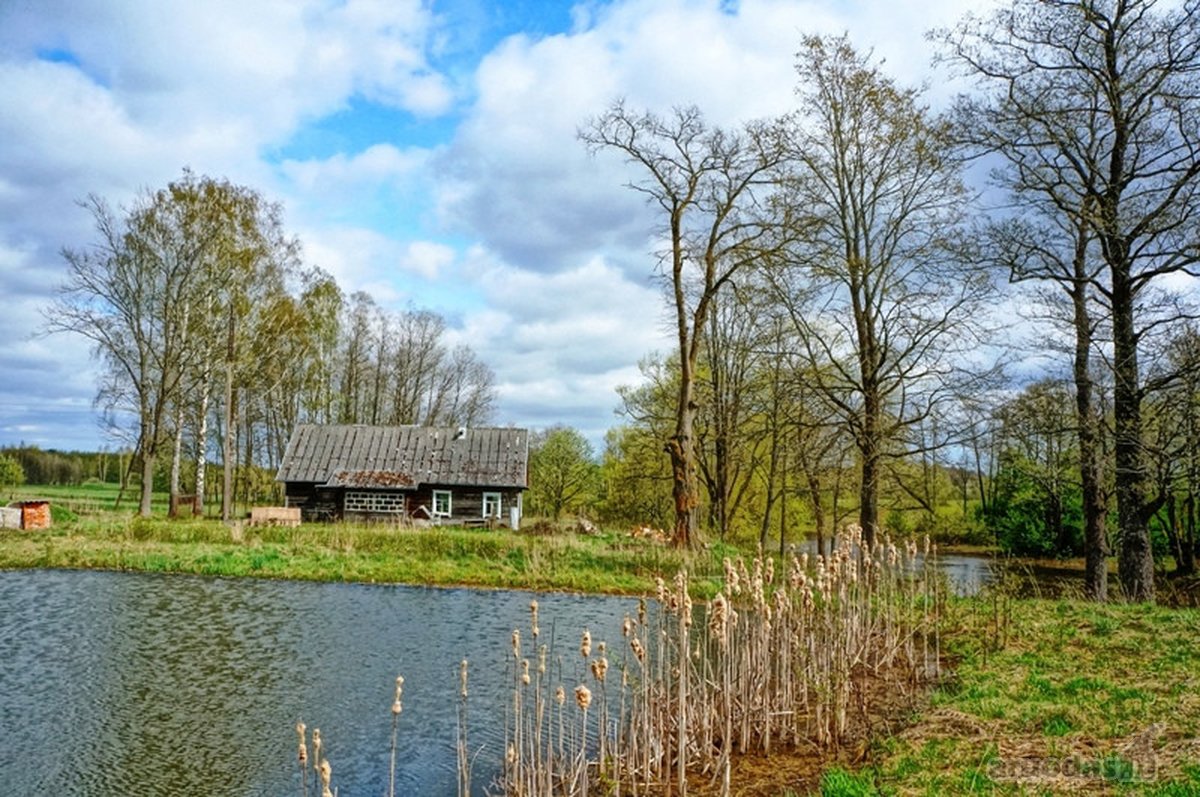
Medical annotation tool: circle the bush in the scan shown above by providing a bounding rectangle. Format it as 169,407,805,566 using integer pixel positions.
0,454,25,489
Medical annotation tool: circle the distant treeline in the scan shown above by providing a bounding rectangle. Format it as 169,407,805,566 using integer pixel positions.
1,445,126,486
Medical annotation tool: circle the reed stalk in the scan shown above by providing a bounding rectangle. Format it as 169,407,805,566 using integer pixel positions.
293,525,944,796
388,675,403,797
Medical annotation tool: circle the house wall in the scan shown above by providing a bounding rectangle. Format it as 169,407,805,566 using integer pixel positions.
408,485,523,525
284,482,524,526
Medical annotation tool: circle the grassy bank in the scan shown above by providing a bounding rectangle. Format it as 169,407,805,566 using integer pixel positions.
823,597,1200,796
0,516,730,596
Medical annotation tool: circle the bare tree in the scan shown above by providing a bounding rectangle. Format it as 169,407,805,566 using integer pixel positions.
582,101,786,548
942,0,1200,601
49,172,284,517
773,35,992,547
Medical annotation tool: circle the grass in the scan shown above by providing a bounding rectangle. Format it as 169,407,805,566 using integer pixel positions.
859,595,1200,795
0,512,730,596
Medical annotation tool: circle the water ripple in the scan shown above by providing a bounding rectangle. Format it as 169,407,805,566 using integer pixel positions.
0,570,638,796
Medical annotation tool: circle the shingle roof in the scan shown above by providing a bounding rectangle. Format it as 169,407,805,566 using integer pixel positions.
276,424,528,489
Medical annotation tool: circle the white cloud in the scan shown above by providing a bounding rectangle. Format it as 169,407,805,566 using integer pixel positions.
444,255,671,437
0,0,998,451
402,241,456,280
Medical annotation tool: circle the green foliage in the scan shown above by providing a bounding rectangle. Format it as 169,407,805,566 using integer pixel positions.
0,453,26,489
1,446,88,486
596,425,673,529
527,425,600,521
986,457,1083,557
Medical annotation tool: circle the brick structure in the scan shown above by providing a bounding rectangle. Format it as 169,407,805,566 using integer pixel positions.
5,500,51,530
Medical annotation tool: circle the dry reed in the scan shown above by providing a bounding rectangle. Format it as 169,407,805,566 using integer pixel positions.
290,526,942,796
480,525,942,796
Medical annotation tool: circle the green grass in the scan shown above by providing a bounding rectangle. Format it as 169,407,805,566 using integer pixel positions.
860,596,1200,795
0,512,727,596
5,481,173,515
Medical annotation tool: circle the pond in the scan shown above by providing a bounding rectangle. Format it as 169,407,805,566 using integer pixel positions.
0,552,1052,796
0,570,638,796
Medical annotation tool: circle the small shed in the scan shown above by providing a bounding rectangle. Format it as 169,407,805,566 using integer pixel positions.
1,499,52,530
276,424,529,526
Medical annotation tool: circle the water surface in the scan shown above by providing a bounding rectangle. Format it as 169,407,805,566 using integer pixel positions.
0,570,636,796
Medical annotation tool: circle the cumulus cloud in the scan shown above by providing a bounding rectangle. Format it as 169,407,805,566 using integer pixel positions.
443,253,672,440
435,0,972,278
0,0,992,451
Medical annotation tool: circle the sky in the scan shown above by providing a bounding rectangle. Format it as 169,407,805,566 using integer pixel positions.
0,0,985,454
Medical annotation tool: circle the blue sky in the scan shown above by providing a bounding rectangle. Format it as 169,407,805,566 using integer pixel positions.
0,0,983,453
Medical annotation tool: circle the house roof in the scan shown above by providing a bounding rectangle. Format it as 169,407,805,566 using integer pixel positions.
276,424,528,490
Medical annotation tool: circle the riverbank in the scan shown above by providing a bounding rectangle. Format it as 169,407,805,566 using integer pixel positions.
0,517,729,596
834,596,1200,796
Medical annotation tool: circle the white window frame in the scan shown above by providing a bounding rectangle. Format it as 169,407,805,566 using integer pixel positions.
482,491,502,519
433,489,452,517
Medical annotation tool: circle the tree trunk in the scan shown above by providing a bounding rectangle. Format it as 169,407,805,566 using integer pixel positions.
194,364,212,514
169,404,185,518
1183,491,1197,576
667,432,699,549
222,353,235,523
807,469,826,560
1066,215,1109,600
1166,495,1186,576
858,394,881,547
1112,271,1155,602
139,446,155,518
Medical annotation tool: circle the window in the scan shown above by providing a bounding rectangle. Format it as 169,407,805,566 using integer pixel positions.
433,490,452,517
482,492,502,519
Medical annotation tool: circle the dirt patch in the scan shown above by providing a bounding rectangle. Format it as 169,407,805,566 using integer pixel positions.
641,665,940,796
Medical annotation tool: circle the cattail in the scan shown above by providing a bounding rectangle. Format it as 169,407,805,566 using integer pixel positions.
591,656,609,682
389,675,404,797
554,685,566,706
507,743,517,765
537,644,547,675
574,684,593,711
638,597,647,625
655,577,666,603
708,591,728,642
622,615,634,637
511,629,521,659
530,599,540,638
630,637,645,662
723,556,740,595
459,659,469,699
521,659,531,686
580,629,592,658
766,555,776,585
312,729,322,767
392,675,404,715
297,721,308,764
319,759,332,797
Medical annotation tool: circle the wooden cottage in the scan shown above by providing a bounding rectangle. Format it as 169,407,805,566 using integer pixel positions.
275,424,528,526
